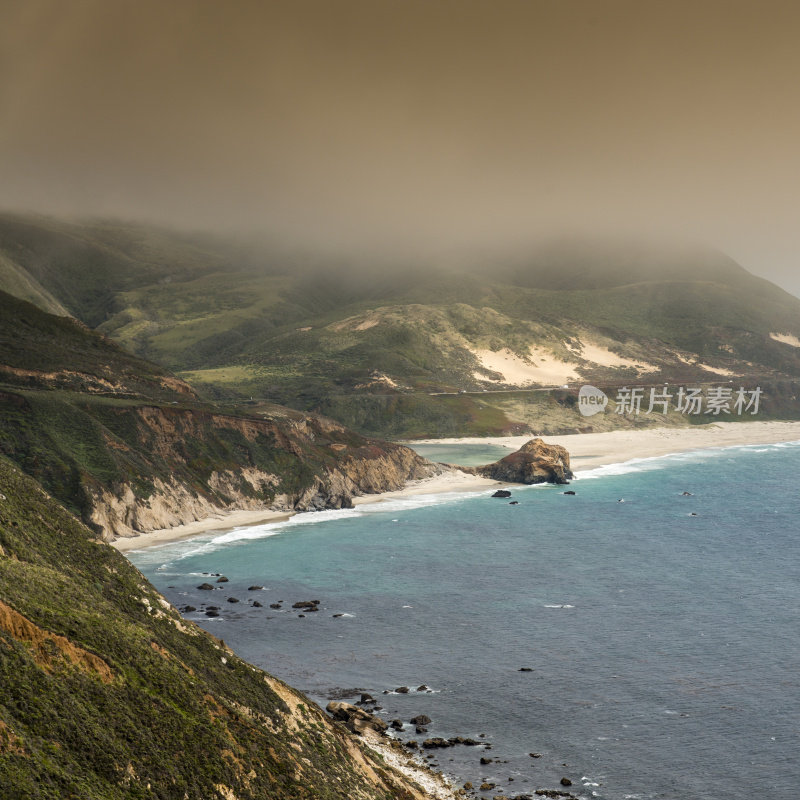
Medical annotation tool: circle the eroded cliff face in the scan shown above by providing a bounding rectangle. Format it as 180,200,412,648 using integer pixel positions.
88,405,442,541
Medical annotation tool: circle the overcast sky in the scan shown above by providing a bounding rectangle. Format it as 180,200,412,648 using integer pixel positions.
2,0,800,293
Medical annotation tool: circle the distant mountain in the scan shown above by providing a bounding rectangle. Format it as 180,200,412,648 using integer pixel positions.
3,213,800,437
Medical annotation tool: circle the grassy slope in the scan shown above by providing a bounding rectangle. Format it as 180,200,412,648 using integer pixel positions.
0,251,68,317
0,459,417,799
0,289,189,401
4,214,800,437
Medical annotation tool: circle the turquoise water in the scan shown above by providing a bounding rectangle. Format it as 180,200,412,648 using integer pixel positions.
404,441,514,466
129,442,800,799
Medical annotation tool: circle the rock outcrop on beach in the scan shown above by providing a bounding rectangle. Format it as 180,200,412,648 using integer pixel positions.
467,438,573,485
326,701,390,735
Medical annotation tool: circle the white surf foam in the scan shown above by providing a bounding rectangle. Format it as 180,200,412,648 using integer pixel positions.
575,439,800,481
186,489,498,554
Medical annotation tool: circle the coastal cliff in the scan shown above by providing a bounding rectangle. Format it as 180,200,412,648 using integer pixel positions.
0,289,442,542
0,458,455,799
87,406,441,541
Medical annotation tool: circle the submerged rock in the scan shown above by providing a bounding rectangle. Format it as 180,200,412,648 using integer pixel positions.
422,737,451,749
292,600,320,609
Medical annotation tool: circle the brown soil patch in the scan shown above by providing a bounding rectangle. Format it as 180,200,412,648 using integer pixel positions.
0,600,113,683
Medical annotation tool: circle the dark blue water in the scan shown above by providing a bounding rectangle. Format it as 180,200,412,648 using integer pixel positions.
129,442,800,800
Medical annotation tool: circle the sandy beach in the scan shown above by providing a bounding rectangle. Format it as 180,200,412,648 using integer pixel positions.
111,472,502,552
407,419,800,472
111,508,294,552
112,420,800,552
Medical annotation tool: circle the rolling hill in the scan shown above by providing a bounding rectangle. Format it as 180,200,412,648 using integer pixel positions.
3,213,800,437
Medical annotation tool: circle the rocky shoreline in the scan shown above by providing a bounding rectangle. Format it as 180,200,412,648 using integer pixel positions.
323,689,585,800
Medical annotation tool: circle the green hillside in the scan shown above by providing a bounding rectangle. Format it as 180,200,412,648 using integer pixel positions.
0,260,450,798
3,214,800,437
0,290,434,540
0,458,434,799
0,250,68,317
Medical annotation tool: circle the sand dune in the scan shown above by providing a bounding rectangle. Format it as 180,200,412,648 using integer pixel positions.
472,346,578,385
770,332,800,348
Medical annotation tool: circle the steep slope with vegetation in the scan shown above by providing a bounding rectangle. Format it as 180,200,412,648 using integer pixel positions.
0,458,445,799
0,290,437,541
3,213,800,437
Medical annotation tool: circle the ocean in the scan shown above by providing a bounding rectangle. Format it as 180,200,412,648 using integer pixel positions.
128,441,800,800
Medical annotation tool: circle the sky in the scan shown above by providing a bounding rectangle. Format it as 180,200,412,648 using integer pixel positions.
2,0,800,293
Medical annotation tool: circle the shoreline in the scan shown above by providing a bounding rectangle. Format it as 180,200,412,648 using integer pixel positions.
112,420,800,553
111,471,504,553
111,508,295,553
405,419,800,472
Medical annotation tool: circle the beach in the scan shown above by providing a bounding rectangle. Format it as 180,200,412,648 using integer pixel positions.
112,419,800,552
407,419,800,470
111,508,294,552
111,472,502,552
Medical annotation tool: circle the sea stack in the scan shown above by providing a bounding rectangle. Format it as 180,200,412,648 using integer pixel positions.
472,438,573,485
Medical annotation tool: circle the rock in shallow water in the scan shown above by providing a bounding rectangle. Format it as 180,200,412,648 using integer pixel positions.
326,701,388,735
